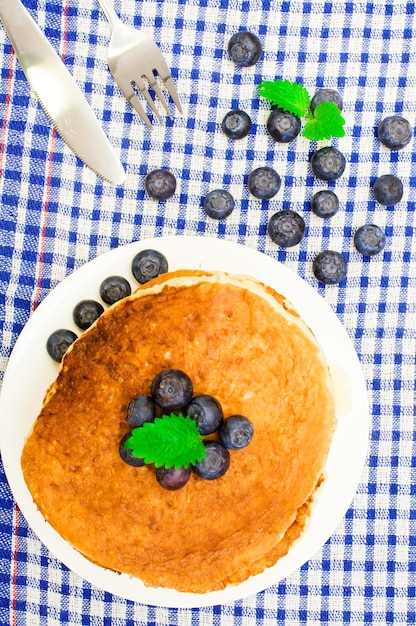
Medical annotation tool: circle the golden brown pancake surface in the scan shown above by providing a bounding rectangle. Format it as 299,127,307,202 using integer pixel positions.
21,270,336,593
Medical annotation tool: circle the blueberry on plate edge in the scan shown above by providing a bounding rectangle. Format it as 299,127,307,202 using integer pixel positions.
100,275,131,305
46,328,78,362
131,249,168,284
73,299,104,330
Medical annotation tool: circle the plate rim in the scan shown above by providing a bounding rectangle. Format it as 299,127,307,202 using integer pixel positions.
0,235,370,607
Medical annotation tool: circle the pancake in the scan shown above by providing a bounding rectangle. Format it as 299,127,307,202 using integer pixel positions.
21,269,336,593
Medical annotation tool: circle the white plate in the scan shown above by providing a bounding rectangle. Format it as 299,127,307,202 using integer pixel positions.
0,236,369,608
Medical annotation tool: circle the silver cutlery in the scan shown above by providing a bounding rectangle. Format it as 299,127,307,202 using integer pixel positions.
0,0,125,185
97,0,182,128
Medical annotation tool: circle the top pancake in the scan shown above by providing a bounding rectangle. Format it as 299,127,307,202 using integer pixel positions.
21,269,336,593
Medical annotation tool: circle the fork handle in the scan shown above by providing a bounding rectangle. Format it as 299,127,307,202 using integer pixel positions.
96,0,121,31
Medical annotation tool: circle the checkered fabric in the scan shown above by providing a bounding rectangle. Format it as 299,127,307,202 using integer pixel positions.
0,0,415,624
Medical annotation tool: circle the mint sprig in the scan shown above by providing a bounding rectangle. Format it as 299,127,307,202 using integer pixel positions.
257,79,345,141
257,79,310,118
123,413,206,470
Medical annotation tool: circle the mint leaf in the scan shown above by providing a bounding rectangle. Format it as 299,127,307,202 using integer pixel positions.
124,413,206,470
257,79,311,118
302,101,345,140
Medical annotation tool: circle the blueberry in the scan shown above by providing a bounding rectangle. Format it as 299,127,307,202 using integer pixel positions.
186,394,224,435
46,328,78,362
151,369,193,411
119,432,145,467
193,441,230,480
126,395,156,428
372,174,403,206
311,190,339,218
145,169,176,200
310,88,343,113
203,189,235,219
267,210,305,248
247,166,281,199
313,250,348,285
377,115,412,150
131,249,168,284
156,466,192,490
219,415,254,450
73,299,104,330
266,108,301,143
228,31,262,67
310,146,346,181
100,275,131,305
354,224,386,256
221,109,252,139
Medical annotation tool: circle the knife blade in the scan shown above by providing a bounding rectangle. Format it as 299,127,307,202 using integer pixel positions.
0,0,125,185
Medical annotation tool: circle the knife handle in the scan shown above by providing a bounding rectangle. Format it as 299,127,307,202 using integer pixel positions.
0,0,55,76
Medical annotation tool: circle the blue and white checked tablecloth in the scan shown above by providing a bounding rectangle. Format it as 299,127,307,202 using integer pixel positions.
0,0,415,624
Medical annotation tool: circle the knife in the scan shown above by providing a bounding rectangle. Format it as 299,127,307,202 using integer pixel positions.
0,0,125,185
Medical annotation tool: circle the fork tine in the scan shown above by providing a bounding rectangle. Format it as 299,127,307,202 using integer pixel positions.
163,76,183,114
127,92,153,129
145,76,172,118
134,78,163,122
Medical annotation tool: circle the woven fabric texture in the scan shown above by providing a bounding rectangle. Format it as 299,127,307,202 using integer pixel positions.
0,0,415,624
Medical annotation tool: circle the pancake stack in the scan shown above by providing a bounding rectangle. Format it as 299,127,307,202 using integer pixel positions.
21,270,336,593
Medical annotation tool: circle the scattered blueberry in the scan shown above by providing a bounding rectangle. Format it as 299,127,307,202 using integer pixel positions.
151,369,193,411
156,466,192,490
46,328,78,362
311,190,339,218
203,189,235,219
377,115,412,151
119,433,145,467
145,169,176,200
268,210,306,247
228,31,262,67
310,88,343,113
221,109,252,139
313,250,348,285
247,166,281,199
186,394,224,435
100,275,131,305
310,146,346,181
193,441,230,480
372,174,403,206
131,249,168,284
73,299,104,330
219,415,254,450
354,224,386,256
266,108,301,143
126,395,156,428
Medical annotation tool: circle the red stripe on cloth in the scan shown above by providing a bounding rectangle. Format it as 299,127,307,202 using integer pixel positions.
11,505,20,626
10,5,70,625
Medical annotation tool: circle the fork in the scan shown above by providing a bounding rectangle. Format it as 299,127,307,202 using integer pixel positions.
97,0,182,128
